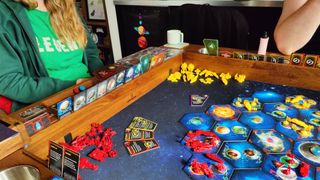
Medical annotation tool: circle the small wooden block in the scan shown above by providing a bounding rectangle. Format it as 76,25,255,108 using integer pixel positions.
303,55,318,67
290,53,305,65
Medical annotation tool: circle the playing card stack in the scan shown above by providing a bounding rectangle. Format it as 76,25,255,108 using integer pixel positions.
123,117,160,156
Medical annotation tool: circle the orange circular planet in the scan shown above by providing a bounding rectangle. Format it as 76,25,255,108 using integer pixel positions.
213,107,235,118
138,36,147,48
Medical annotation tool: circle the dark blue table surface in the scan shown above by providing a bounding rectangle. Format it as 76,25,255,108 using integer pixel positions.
80,80,319,180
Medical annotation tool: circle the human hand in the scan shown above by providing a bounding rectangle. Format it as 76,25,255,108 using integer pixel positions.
76,78,89,84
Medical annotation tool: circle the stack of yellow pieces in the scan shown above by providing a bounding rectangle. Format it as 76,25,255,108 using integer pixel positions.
167,63,246,85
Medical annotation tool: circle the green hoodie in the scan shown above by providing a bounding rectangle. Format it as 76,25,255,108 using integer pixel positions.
0,0,104,112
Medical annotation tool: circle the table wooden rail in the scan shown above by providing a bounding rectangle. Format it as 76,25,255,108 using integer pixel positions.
2,44,319,166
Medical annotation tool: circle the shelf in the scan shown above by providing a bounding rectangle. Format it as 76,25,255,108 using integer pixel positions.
87,21,108,27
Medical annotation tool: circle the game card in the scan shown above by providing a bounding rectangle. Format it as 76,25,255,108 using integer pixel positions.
116,70,126,87
203,39,219,56
106,75,117,92
48,141,64,177
124,139,160,156
124,128,154,141
86,85,98,104
63,148,80,180
73,91,86,111
19,105,47,121
128,117,158,132
52,97,72,119
190,94,209,107
97,79,108,98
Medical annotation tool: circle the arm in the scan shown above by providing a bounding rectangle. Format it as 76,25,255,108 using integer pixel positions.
0,32,75,104
274,0,320,55
84,30,104,72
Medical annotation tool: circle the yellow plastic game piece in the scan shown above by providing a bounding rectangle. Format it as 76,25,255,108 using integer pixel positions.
212,72,219,79
234,74,246,83
199,78,206,83
187,63,195,72
244,100,252,111
221,77,228,85
225,73,231,79
181,63,187,71
282,120,290,127
200,70,207,76
183,74,187,82
194,69,201,75
190,76,198,84
174,72,182,80
299,130,311,137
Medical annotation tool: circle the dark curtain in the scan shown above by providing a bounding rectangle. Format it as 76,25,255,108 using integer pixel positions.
169,4,249,49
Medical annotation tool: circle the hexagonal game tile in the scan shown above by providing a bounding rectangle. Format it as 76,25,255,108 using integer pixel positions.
212,120,251,141
262,154,316,180
218,142,263,169
206,105,241,121
181,130,221,154
299,109,320,127
249,129,292,154
232,169,274,179
275,118,318,141
262,103,299,121
285,95,318,110
238,111,276,130
292,141,320,167
180,113,214,130
231,97,262,112
183,154,233,180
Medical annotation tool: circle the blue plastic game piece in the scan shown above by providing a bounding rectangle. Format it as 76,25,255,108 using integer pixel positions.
79,85,86,92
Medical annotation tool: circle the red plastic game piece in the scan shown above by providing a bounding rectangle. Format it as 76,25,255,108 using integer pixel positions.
282,166,291,175
73,87,80,94
299,162,310,177
88,148,107,162
79,157,98,171
191,159,214,178
205,153,224,164
272,160,284,168
184,130,220,152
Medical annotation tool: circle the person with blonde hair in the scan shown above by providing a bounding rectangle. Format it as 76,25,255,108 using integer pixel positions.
274,0,320,55
0,0,104,113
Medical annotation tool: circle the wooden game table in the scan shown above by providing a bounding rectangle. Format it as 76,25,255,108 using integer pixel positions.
0,44,319,179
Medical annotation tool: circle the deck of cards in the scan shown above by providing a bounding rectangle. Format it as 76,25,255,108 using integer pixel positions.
124,117,159,156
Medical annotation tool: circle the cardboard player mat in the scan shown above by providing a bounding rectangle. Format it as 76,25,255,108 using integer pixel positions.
128,117,158,132
124,128,154,141
124,139,160,156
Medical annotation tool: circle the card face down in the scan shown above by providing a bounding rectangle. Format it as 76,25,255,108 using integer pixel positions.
124,139,160,156
128,117,158,132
